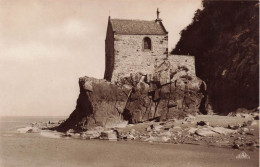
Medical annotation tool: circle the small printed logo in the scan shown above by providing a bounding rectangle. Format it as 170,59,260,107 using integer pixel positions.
236,151,250,159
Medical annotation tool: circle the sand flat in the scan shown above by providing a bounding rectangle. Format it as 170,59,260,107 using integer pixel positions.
0,132,258,167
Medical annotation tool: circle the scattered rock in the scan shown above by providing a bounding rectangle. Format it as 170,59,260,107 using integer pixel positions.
114,121,128,128
188,127,198,134
63,133,72,137
72,133,81,138
150,124,163,131
210,127,235,135
228,108,258,118
242,127,249,132
80,126,104,139
83,131,100,139
172,126,181,130
249,120,258,126
66,129,75,133
26,127,40,133
58,120,65,124
146,126,152,132
31,122,37,126
245,132,254,136
197,121,209,126
100,130,118,141
129,129,136,136
194,137,199,141
184,115,196,123
80,132,88,139
161,136,171,142
177,131,182,136
144,136,170,142
158,131,172,137
246,142,254,146
159,122,166,125
127,134,135,140
240,113,251,119
195,128,218,137
228,124,241,130
65,129,75,137
233,143,240,149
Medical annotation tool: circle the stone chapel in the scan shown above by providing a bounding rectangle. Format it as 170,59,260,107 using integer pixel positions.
104,9,169,82
104,9,195,83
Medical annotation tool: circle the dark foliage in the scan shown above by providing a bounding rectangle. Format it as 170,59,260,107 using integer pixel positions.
172,0,259,114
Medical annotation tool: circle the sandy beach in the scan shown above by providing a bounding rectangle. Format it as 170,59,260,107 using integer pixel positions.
0,131,259,167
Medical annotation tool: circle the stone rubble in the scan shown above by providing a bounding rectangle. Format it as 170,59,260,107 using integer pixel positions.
24,107,259,151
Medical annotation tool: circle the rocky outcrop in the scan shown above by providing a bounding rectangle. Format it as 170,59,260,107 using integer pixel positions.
121,60,204,123
57,59,205,131
57,77,131,131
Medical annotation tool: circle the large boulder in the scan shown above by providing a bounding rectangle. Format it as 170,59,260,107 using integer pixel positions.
57,77,131,132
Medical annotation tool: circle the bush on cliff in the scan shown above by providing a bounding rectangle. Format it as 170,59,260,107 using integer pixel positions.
172,0,259,114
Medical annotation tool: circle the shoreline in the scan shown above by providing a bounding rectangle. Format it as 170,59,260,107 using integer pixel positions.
16,114,259,151
0,114,259,167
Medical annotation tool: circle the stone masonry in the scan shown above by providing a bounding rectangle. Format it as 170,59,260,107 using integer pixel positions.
168,55,196,75
104,10,196,83
112,34,168,82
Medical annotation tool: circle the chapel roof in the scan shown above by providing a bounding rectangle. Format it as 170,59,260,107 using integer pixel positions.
110,19,168,35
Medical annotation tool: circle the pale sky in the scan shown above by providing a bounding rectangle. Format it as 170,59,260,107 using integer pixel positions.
0,0,202,116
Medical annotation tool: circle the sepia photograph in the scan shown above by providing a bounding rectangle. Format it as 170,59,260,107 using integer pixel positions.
0,0,259,166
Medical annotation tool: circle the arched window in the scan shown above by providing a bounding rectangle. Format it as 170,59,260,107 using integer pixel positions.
143,37,151,50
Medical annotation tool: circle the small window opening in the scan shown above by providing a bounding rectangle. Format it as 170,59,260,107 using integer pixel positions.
143,37,151,50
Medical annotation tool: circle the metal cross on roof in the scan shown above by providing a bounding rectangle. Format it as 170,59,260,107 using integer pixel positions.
157,8,160,20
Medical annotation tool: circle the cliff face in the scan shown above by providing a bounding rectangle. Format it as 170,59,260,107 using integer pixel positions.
121,61,204,123
172,1,259,114
57,77,131,131
57,59,205,131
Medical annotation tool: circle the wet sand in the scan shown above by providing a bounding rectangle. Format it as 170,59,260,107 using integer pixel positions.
0,132,259,167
